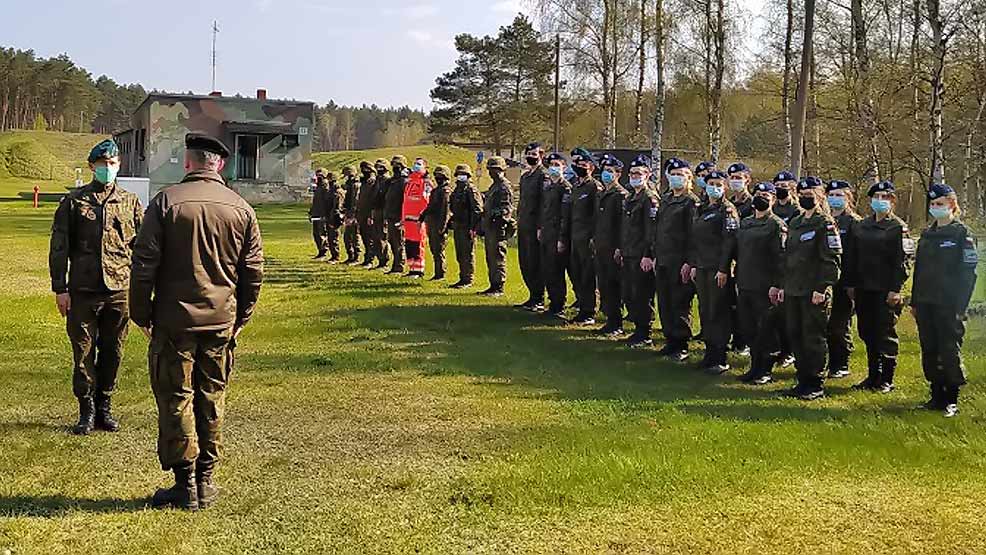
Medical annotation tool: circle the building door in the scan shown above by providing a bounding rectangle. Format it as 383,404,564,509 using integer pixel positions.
236,134,259,179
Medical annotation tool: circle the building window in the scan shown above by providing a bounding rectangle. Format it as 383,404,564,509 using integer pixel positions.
236,134,259,180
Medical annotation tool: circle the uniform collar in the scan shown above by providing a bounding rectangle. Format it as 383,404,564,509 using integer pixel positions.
180,169,227,186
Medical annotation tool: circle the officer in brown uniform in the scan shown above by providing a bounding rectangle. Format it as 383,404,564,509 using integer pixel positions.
421,165,452,281
324,172,344,263
383,155,409,274
568,147,602,325
479,156,515,296
356,161,378,267
516,142,547,311
594,154,629,335
619,155,660,348
309,168,331,260
130,133,264,511
539,152,573,317
49,139,142,435
341,165,361,265
448,164,483,288
369,159,392,270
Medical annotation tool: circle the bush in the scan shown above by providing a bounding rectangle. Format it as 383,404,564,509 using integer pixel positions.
3,140,69,180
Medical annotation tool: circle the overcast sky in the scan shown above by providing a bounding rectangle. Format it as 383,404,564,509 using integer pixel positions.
3,0,764,110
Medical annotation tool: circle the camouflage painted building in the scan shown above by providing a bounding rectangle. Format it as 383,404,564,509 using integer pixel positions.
115,91,315,202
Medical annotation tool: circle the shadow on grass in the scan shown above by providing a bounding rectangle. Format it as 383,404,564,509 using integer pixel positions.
0,495,147,517
0,422,70,434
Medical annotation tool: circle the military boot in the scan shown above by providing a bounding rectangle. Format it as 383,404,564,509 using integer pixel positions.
920,382,946,410
196,461,219,509
94,392,120,432
943,386,960,418
152,464,198,511
853,350,881,390
72,396,95,435
877,356,896,394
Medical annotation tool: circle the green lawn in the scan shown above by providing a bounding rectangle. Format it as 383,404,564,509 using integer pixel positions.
2,176,986,554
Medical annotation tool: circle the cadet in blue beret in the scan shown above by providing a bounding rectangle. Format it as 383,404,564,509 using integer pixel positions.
912,183,978,416
726,162,754,218
620,154,660,348
540,151,572,318
595,154,631,335
848,178,913,394
49,138,143,435
771,170,800,225
823,179,862,380
516,142,548,310
569,147,601,324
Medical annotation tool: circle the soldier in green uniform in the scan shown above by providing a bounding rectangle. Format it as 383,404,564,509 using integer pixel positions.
517,143,547,311
384,156,408,274
778,176,841,400
619,155,659,348
131,133,264,511
568,147,602,324
448,164,483,289
341,165,361,265
539,152,573,317
726,182,787,384
479,156,515,297
356,161,379,267
912,183,978,417
653,158,699,360
421,165,452,281
594,154,629,335
772,171,801,224
49,139,142,435
309,168,331,260
694,161,715,204
686,170,740,373
324,171,344,263
370,159,392,270
824,180,861,379
726,162,755,219
847,180,913,393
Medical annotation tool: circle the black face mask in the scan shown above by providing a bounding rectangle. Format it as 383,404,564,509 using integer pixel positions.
362,170,372,178
573,166,589,178
376,168,387,175
489,168,504,179
799,195,816,210
752,196,771,212
776,188,790,200
392,164,403,173
526,156,540,166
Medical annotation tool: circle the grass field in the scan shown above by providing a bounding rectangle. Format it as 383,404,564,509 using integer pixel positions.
2,174,986,554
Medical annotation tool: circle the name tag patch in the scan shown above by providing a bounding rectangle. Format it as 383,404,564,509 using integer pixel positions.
940,240,956,248
579,193,589,200
649,207,658,218
703,213,717,221
800,230,816,242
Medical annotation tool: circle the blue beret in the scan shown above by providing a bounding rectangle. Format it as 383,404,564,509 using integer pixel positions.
754,181,776,194
727,162,750,174
867,180,895,196
773,170,796,183
524,142,542,152
570,147,595,164
706,170,728,181
599,153,624,169
545,152,568,164
628,154,652,170
186,133,230,158
826,179,851,192
695,161,715,174
88,139,119,163
928,183,954,199
798,176,824,190
666,157,690,171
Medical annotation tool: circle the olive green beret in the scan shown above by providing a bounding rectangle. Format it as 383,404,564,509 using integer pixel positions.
88,139,119,163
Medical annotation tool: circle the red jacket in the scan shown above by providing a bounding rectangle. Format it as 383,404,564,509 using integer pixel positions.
402,171,431,242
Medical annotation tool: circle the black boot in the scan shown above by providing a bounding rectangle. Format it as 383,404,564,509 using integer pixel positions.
877,356,896,394
196,461,219,509
921,382,946,410
72,396,95,435
853,351,881,390
94,392,120,432
943,385,960,418
152,464,199,511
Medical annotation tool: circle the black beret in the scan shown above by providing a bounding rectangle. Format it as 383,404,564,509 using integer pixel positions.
628,154,652,170
867,180,896,196
524,142,543,153
727,162,750,174
773,170,796,183
695,161,715,174
599,153,624,169
706,170,729,181
570,147,595,164
666,157,691,171
928,183,954,199
186,133,230,158
826,179,851,192
754,181,776,194
798,176,824,190
545,152,568,163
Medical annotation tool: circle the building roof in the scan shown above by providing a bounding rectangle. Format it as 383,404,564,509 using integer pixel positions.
134,92,315,114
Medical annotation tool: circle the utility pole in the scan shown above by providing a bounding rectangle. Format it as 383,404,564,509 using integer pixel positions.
553,34,561,153
211,20,220,92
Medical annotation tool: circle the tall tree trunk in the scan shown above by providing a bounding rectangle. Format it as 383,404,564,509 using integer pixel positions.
962,94,985,209
651,0,666,169
790,0,816,177
634,0,647,143
602,0,615,149
704,0,713,159
611,2,620,147
852,0,882,184
782,0,794,166
907,0,922,223
927,0,946,199
710,0,725,163
808,49,820,174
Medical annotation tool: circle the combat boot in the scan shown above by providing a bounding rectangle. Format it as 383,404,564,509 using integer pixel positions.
152,464,198,511
853,351,881,390
920,382,946,410
876,356,896,394
72,396,95,435
196,461,219,509
943,386,960,418
94,392,119,432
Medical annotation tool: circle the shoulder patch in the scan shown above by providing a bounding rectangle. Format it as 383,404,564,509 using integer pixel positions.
725,217,739,231
964,236,979,266
649,206,658,218
562,193,571,203
902,237,916,255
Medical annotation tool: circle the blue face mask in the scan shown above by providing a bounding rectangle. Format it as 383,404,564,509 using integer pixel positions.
94,165,118,185
668,175,686,189
728,179,746,192
601,170,616,184
929,205,951,219
548,166,563,178
696,176,707,189
827,195,846,211
629,177,644,188
871,198,891,214
706,185,724,199
412,163,424,173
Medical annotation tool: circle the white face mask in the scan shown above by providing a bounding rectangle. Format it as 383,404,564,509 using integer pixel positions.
728,179,746,192
456,174,469,183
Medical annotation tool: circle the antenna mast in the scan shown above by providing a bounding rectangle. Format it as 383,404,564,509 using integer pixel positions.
211,20,219,91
